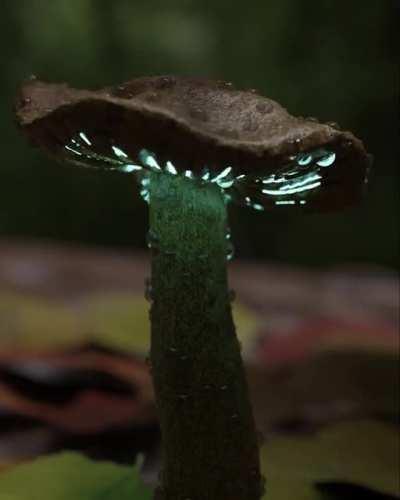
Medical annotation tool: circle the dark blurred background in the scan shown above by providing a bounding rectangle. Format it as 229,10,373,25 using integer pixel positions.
1,0,398,269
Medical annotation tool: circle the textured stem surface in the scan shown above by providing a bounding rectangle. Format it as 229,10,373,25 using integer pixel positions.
148,173,262,500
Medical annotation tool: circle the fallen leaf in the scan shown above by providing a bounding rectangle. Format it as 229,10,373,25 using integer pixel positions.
260,420,400,499
248,351,399,433
0,349,155,433
0,452,152,500
0,292,259,356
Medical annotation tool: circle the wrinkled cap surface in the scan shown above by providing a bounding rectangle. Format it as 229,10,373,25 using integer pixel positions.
15,75,371,211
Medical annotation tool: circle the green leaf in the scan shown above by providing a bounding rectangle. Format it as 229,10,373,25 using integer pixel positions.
261,421,400,499
0,452,152,500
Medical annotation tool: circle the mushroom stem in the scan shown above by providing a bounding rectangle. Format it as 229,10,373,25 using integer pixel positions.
148,172,262,499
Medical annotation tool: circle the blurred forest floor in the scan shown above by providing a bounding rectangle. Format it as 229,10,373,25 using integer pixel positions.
0,240,397,465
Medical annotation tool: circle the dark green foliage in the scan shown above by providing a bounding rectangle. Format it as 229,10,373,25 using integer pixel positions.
0,0,397,267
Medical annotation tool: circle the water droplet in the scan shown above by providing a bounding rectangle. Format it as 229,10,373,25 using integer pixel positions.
180,354,188,361
177,393,189,401
226,240,234,261
231,413,239,420
220,385,228,391
28,74,37,81
146,229,160,249
200,168,210,181
144,278,153,302
252,203,264,211
316,151,336,167
224,193,232,204
169,346,178,353
295,138,301,144
140,188,150,203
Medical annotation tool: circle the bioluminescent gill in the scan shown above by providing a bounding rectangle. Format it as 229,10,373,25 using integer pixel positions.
63,131,337,211
232,148,337,210
63,131,143,173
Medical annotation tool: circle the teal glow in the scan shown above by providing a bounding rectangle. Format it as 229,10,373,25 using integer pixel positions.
226,240,234,261
65,145,82,156
139,149,161,171
275,200,296,205
121,164,142,173
230,147,337,211
112,146,128,159
218,179,235,189
283,173,321,189
165,161,178,175
62,133,337,212
262,175,286,185
79,132,92,146
262,180,321,196
211,166,232,183
297,153,313,166
316,152,336,167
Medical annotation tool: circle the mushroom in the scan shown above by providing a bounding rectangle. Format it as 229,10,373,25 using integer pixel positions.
15,75,371,500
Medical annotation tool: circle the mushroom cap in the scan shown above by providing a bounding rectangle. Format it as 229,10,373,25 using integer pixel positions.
15,75,371,211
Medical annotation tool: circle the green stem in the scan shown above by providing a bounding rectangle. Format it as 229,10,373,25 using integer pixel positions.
148,172,262,500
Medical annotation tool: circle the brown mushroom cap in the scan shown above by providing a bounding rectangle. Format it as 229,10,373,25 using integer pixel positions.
15,75,371,211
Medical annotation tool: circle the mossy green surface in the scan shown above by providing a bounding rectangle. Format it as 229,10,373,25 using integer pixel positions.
148,173,261,499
